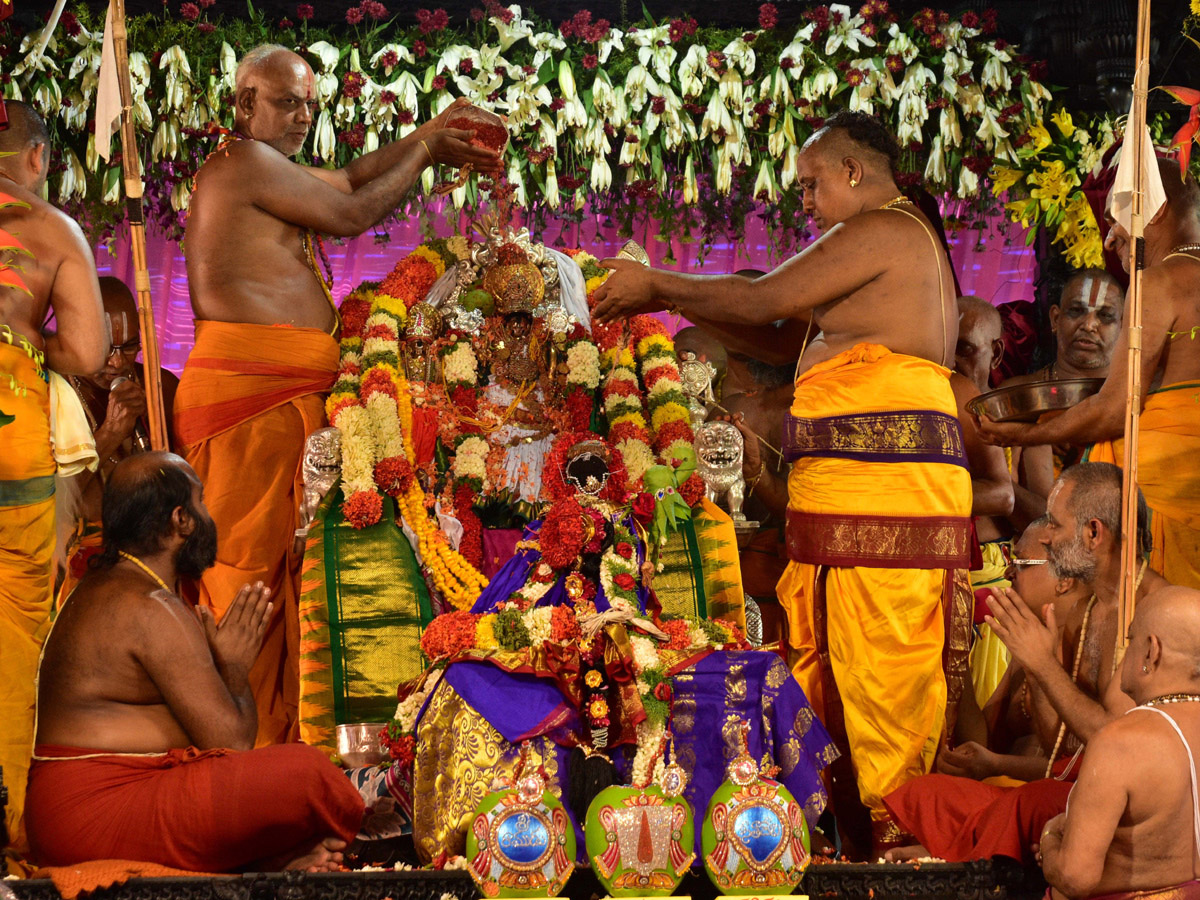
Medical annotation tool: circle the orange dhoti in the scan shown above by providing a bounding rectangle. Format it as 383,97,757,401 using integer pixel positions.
775,344,973,849
175,321,338,745
1088,383,1200,590
0,334,55,853
25,743,363,871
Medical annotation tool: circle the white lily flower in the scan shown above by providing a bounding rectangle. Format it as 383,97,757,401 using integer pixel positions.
885,26,919,64
778,26,815,80
802,66,838,102
171,180,192,212
716,142,736,194
316,71,339,106
68,43,101,81
939,22,970,53
421,167,435,194
700,90,734,142
897,91,929,147
492,7,533,51
631,25,676,82
976,106,1010,148
62,90,88,131
32,80,62,116
370,43,414,76
558,93,587,132
994,138,1017,165
654,85,686,149
558,59,577,101
57,149,85,201
150,118,179,161
597,28,625,64
753,158,778,203
528,31,567,69
848,63,881,114
683,154,698,204
501,81,551,129
722,36,756,77
432,91,456,117
307,41,341,75
982,53,1011,92
767,111,796,157
102,168,121,205
618,129,638,167
718,69,744,114
678,44,709,99
1025,79,1052,119
957,166,980,199
924,135,947,186
363,126,380,155
580,118,611,156
956,83,985,116
451,182,468,209
877,68,901,107
591,70,617,116
624,64,656,112
590,154,612,192
387,71,422,116
183,98,212,133
824,4,875,55
939,105,962,148
761,68,793,107
438,45,480,77
85,133,98,173
780,143,799,189
544,157,560,209
312,109,336,160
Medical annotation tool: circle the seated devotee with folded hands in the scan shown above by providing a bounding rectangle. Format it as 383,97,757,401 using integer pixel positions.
25,452,363,873
884,462,1166,864
1040,585,1200,900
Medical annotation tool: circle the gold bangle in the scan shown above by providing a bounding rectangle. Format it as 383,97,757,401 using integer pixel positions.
746,462,765,495
420,139,435,166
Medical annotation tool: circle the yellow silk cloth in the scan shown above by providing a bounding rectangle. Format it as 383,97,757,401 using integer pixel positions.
411,674,562,862
655,497,747,629
0,337,55,853
1087,382,1200,591
969,541,1012,710
776,344,972,822
175,321,338,746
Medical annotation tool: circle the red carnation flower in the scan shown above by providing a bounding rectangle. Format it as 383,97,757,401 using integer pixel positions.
342,71,366,99
582,53,598,70
198,22,215,33
345,6,364,24
297,3,314,19
343,489,383,529
758,3,778,29
362,0,388,19
961,10,979,27
885,54,905,73
431,74,448,91
414,40,428,57
374,456,414,497
180,2,200,20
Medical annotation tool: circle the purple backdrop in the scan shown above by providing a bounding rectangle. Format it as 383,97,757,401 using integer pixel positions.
94,211,1035,375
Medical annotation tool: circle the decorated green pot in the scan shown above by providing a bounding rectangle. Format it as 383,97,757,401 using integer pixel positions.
700,746,810,894
585,784,695,896
466,771,576,898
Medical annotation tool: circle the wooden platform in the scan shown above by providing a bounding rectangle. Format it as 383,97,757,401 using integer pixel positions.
5,858,1046,900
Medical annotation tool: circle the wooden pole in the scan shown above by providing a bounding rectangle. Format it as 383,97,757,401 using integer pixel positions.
1118,0,1153,648
109,0,168,450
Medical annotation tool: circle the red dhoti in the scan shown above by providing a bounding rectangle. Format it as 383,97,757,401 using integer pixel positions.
25,743,364,871
883,772,1073,864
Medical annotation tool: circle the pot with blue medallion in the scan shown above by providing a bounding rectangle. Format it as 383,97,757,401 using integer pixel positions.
585,738,695,897
701,719,810,895
466,749,576,898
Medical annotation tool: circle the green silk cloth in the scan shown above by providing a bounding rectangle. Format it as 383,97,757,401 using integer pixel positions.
298,486,433,756
653,497,746,629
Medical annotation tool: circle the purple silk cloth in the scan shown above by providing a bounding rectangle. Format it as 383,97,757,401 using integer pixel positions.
443,648,836,860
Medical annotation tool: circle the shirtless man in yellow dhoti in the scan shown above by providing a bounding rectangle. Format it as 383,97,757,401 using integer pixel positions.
979,159,1200,592
594,110,972,855
180,45,502,746
0,101,105,862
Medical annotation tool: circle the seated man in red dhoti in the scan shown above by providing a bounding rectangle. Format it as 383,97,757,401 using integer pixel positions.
884,463,1167,864
25,452,363,872
1041,586,1200,900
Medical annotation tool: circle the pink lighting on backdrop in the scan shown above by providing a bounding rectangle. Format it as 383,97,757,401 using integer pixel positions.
95,213,1035,376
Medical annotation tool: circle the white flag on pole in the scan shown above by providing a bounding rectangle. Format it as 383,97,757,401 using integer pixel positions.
1111,97,1166,234
95,2,121,162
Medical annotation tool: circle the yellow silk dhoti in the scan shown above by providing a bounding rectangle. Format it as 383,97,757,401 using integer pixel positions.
1088,382,1200,591
776,344,972,846
0,333,55,855
969,541,1012,710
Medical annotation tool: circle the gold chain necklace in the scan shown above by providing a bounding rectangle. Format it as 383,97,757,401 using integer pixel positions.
1169,243,1200,255
1046,593,1097,778
118,551,172,593
1146,693,1200,707
879,195,913,210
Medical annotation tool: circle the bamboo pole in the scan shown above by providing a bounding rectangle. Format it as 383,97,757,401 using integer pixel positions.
1118,0,1153,648
109,0,168,450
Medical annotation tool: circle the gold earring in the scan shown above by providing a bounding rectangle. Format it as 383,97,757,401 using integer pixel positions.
1143,665,1150,673
849,178,858,187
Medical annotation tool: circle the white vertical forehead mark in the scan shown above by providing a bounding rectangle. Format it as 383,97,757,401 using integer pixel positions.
110,310,131,344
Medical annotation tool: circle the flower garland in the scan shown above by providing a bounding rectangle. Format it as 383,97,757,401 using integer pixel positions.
598,518,641,610
378,244,446,309
563,325,601,432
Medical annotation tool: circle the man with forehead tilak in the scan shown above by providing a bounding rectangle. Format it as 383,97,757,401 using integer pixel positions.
998,269,1123,533
60,278,180,602
178,44,501,746
979,158,1200,591
593,110,972,856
